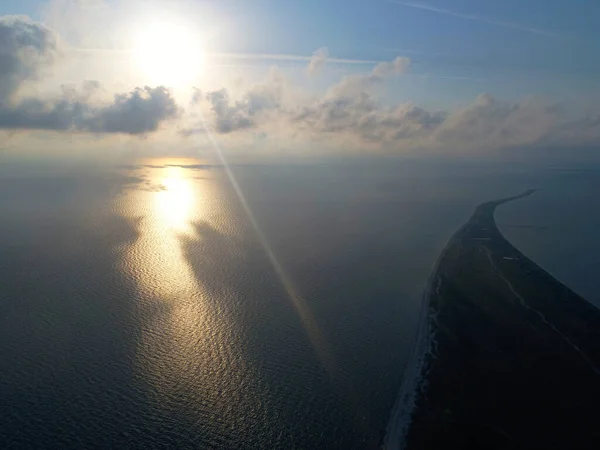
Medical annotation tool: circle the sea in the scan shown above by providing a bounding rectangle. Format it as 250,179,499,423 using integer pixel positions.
496,167,600,308
1,157,598,449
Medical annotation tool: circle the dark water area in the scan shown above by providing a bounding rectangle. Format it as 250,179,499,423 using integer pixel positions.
496,166,600,307
0,158,594,449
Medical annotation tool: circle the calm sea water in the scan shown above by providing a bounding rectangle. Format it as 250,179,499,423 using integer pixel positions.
0,158,594,449
496,166,600,308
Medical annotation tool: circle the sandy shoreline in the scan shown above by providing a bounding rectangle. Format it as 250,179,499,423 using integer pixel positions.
396,189,600,449
382,190,537,449
381,222,467,450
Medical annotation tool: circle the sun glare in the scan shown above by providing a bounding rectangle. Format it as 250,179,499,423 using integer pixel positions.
155,167,195,232
133,20,205,87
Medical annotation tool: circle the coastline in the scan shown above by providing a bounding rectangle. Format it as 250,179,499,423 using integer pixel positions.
382,221,469,450
400,190,600,450
388,189,600,449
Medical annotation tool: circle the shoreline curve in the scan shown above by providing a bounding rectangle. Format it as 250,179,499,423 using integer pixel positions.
382,189,537,450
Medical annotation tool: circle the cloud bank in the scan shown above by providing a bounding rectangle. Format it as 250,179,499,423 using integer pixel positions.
186,56,600,153
1,14,599,155
0,16,179,134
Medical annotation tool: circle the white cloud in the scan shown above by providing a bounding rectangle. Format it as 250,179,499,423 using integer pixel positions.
307,47,329,76
326,57,410,99
371,56,411,77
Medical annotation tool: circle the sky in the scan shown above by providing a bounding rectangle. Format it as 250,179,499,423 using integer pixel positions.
1,0,599,160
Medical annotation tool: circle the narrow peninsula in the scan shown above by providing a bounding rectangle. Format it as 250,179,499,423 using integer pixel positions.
400,190,600,449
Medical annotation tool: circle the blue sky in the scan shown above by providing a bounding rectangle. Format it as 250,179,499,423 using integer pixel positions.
6,0,600,103
1,0,599,158
229,0,600,99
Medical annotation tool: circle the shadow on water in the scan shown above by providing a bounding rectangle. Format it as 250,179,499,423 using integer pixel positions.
177,220,346,448
176,211,413,449
176,220,373,448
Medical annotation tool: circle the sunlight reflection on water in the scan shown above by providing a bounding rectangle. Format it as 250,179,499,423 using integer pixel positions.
115,161,269,446
155,166,196,234
2,158,504,448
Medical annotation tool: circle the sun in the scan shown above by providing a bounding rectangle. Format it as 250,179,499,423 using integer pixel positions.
133,19,205,88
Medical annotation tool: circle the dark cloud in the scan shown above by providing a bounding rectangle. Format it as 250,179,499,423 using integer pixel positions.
0,85,180,134
189,68,286,134
206,89,254,133
292,93,446,144
0,16,59,102
0,16,179,135
0,97,84,130
83,87,180,134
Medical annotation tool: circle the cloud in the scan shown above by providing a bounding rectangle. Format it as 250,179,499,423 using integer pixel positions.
371,57,411,77
0,15,179,134
432,94,564,149
183,54,600,154
184,57,414,139
184,67,287,135
307,47,329,76
293,91,600,152
83,87,179,134
205,89,254,133
327,56,410,98
2,14,597,155
0,16,60,102
388,1,559,38
0,84,179,134
293,97,445,144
